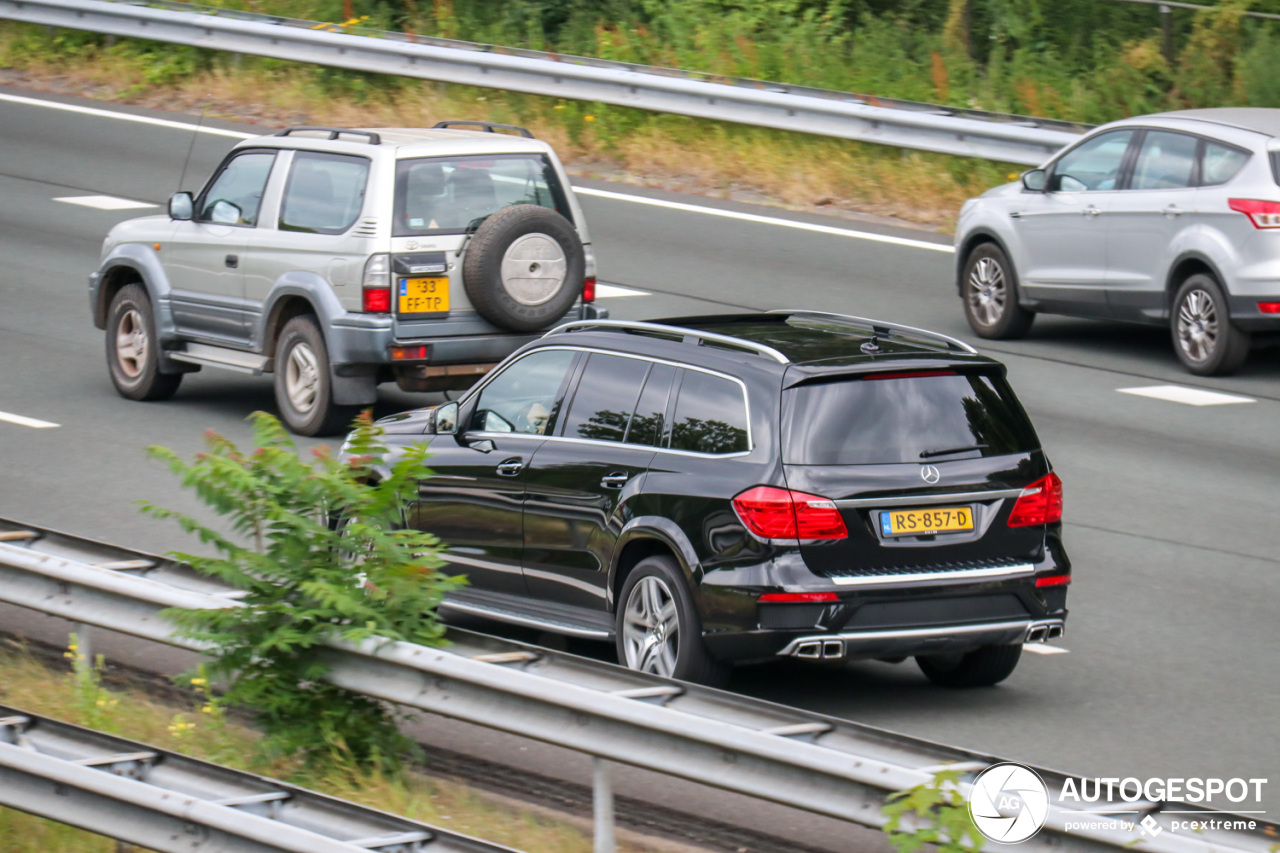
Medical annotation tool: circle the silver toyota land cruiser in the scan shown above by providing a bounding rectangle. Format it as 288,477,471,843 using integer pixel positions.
89,121,605,435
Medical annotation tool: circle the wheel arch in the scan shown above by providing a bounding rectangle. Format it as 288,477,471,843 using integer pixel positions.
1165,253,1227,319
609,518,701,611
955,229,1011,296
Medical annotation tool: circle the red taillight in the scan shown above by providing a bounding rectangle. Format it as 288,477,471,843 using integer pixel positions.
1259,302,1280,314
732,486,848,540
390,345,429,360
1229,198,1280,229
1008,472,1063,527
758,592,839,603
583,276,597,303
1035,574,1071,588
363,287,391,313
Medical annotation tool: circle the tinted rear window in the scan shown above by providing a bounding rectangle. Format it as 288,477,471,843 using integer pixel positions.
783,372,1039,465
670,370,750,455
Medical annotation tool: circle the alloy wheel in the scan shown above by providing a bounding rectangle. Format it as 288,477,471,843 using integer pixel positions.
114,308,148,379
1176,288,1219,364
621,575,681,676
967,256,1007,326
284,341,321,414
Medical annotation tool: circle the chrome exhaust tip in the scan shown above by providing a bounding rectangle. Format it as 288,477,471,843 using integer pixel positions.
1025,620,1064,643
1047,624,1064,640
822,640,845,659
795,641,823,659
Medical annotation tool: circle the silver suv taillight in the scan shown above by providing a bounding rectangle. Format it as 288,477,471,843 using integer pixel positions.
361,253,391,313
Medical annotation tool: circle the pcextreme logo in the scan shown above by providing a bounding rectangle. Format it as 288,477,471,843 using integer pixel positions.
969,763,1051,843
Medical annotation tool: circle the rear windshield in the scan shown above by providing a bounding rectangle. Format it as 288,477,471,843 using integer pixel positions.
783,371,1040,465
394,153,572,236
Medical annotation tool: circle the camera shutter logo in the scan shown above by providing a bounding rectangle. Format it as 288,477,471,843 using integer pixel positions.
969,763,1051,843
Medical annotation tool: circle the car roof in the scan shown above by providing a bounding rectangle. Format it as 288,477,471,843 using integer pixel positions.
1119,108,1280,139
239,127,552,158
541,313,998,381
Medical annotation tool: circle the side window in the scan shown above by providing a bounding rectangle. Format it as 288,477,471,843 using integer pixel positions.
560,354,650,443
669,370,749,455
1051,130,1134,192
280,151,370,234
198,151,275,226
1202,142,1249,186
1130,131,1199,190
625,363,676,448
469,349,576,436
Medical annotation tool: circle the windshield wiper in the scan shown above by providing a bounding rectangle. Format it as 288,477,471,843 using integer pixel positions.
920,443,988,459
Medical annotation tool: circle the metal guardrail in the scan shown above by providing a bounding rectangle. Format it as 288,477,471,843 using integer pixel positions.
0,0,1087,164
0,517,1275,853
0,704,522,853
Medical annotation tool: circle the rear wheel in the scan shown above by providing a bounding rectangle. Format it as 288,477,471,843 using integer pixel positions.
105,283,182,401
273,315,359,437
616,556,730,686
962,243,1033,339
916,644,1022,687
1172,274,1250,376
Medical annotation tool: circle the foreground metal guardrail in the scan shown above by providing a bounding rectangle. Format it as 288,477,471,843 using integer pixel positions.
0,0,1085,164
0,704,520,853
0,517,1274,853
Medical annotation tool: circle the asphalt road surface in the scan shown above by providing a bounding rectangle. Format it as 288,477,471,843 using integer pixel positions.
1,87,1277,848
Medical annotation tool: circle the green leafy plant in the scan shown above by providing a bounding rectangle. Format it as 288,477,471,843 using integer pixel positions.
142,411,463,773
65,633,121,734
883,769,984,853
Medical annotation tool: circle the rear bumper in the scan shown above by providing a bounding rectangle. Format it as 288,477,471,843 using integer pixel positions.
776,618,1064,660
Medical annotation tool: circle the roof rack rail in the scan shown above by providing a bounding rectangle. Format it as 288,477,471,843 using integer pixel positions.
545,320,790,364
772,309,978,354
275,126,381,145
432,120,535,139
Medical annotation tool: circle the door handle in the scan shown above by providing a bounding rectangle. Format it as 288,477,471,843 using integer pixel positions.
225,254,239,268
1083,206,1101,217
1163,204,1184,217
600,472,630,489
496,457,524,477
1009,210,1023,219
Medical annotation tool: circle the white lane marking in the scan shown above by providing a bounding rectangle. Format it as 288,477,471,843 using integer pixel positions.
7,92,955,250
1117,385,1255,407
0,410,60,429
55,195,157,211
1023,644,1069,655
595,283,649,298
574,186,956,253
0,92,253,139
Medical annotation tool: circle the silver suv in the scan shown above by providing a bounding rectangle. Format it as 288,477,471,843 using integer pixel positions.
90,122,605,434
956,108,1280,375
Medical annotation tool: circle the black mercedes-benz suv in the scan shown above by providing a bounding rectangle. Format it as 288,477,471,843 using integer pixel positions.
354,310,1070,687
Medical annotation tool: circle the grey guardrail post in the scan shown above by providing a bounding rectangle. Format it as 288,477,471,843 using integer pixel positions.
0,0,1083,164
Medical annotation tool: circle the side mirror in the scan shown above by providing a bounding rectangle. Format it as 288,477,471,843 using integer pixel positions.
1021,169,1047,192
431,401,459,435
168,192,194,221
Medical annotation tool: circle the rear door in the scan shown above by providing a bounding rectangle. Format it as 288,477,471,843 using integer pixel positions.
780,368,1048,584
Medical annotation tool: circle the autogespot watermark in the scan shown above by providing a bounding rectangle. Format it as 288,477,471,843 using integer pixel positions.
965,763,1269,844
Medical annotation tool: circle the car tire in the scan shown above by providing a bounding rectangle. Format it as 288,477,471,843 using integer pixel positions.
105,283,183,401
1172,274,1251,376
273,315,359,437
463,204,585,332
916,643,1022,688
616,556,730,686
961,243,1034,339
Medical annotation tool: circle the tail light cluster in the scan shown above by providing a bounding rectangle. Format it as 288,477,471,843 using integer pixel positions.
1229,198,1280,229
732,486,848,540
362,253,392,313
1007,472,1063,527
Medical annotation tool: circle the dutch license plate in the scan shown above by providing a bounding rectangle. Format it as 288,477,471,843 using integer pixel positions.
398,276,449,315
880,506,974,537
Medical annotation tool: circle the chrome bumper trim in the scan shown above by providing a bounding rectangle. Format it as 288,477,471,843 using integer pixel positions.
829,563,1034,586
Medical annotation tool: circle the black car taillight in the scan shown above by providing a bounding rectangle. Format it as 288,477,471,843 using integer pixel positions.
733,486,848,540
1007,472,1063,527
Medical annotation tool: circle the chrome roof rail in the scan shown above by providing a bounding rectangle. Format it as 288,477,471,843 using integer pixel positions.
771,309,978,354
543,320,790,364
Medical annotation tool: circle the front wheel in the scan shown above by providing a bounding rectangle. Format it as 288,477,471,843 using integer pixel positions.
1172,274,1250,376
273,315,359,436
916,644,1022,687
615,556,730,686
961,243,1033,339
105,283,182,401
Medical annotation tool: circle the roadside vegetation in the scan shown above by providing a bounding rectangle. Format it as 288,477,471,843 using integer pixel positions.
2,1,1276,227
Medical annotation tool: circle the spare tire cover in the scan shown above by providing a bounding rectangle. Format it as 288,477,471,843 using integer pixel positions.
461,204,585,332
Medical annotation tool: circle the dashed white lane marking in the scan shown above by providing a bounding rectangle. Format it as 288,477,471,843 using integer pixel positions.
0,92,253,139
595,283,649,298
7,92,953,250
573,186,956,253
55,195,157,211
0,410,60,429
1023,644,1070,655
1117,385,1255,407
